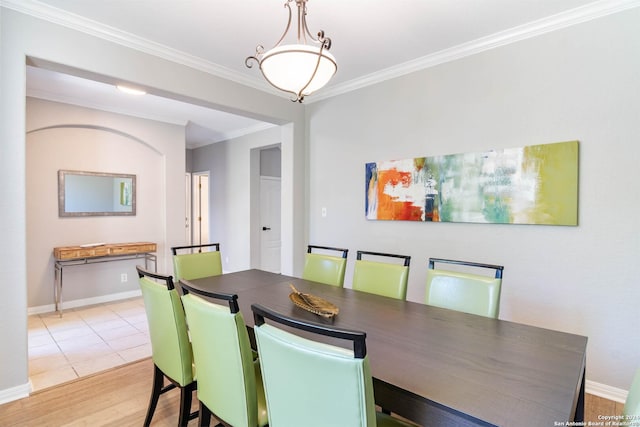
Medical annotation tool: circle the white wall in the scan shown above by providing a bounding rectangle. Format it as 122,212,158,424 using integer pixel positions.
0,7,305,402
26,98,184,308
306,8,640,392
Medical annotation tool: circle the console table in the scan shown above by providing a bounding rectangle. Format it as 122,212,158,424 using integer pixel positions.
53,242,157,315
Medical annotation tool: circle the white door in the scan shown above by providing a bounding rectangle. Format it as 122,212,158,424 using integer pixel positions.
185,173,192,243
260,176,281,273
192,173,210,246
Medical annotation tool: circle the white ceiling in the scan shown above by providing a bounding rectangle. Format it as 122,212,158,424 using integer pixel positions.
11,0,634,148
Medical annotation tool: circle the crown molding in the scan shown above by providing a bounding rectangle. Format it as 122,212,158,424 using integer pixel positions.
3,0,640,104
310,0,640,102
0,0,272,93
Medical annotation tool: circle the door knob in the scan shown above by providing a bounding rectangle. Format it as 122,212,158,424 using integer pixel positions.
262,226,271,231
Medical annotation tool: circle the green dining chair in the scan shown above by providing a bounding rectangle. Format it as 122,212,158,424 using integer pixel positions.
251,303,417,427
624,368,640,418
352,250,411,300
302,244,349,287
425,258,504,319
171,243,222,283
180,283,268,427
136,266,197,427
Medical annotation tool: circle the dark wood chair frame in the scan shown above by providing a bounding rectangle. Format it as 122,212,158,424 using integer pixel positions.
171,243,221,255
136,266,198,427
356,250,411,267
252,303,367,359
307,245,349,259
180,280,240,314
428,258,504,279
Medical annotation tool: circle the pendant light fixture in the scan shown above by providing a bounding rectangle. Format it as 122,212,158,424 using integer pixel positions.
246,0,336,103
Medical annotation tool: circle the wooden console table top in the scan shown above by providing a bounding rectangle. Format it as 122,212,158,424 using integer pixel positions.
54,242,157,261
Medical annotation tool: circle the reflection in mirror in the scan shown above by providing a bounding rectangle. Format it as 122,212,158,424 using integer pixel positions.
58,170,136,217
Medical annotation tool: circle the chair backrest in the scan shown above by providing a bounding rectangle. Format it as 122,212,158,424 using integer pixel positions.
171,243,220,256
425,258,504,319
136,266,193,387
302,245,349,287
171,243,222,283
352,250,410,300
181,285,263,427
624,368,640,418
251,304,376,427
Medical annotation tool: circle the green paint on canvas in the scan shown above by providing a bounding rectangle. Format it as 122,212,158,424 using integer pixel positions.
522,141,579,225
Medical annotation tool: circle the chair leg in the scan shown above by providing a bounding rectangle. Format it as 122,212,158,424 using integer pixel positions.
143,364,164,427
178,381,198,426
199,401,212,427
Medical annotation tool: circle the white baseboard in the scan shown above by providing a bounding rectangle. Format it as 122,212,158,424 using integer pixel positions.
27,290,142,315
586,379,628,403
0,380,31,405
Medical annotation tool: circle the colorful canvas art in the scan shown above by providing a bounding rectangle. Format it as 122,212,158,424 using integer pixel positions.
365,140,578,225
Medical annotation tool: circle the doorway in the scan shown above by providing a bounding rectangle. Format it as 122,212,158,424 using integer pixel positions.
260,176,281,273
254,146,282,273
185,173,192,242
191,172,210,246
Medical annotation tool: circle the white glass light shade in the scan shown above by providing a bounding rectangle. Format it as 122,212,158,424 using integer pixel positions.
259,44,337,96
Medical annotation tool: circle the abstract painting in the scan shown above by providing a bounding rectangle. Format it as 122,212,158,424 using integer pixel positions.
365,140,578,225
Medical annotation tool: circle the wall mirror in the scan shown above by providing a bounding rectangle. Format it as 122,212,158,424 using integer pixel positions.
58,170,136,217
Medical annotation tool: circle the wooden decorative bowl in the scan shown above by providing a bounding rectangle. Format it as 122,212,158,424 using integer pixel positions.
289,284,339,318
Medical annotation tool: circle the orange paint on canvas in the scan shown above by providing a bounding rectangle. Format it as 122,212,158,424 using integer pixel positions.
379,168,412,188
376,169,422,220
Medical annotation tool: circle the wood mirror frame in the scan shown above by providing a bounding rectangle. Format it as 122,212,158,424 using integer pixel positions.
58,170,136,217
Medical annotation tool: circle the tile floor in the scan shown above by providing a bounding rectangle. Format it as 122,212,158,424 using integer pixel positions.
28,297,151,392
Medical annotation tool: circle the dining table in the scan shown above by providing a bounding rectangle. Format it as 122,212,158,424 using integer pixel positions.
180,269,587,427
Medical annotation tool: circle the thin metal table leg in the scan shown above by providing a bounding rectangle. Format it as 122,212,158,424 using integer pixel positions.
145,253,157,272
54,262,63,317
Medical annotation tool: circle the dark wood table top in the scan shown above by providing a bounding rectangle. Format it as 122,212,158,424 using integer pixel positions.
181,269,587,427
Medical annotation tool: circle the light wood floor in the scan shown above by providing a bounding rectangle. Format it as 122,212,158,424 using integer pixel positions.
586,392,625,422
0,356,624,426
0,358,200,427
